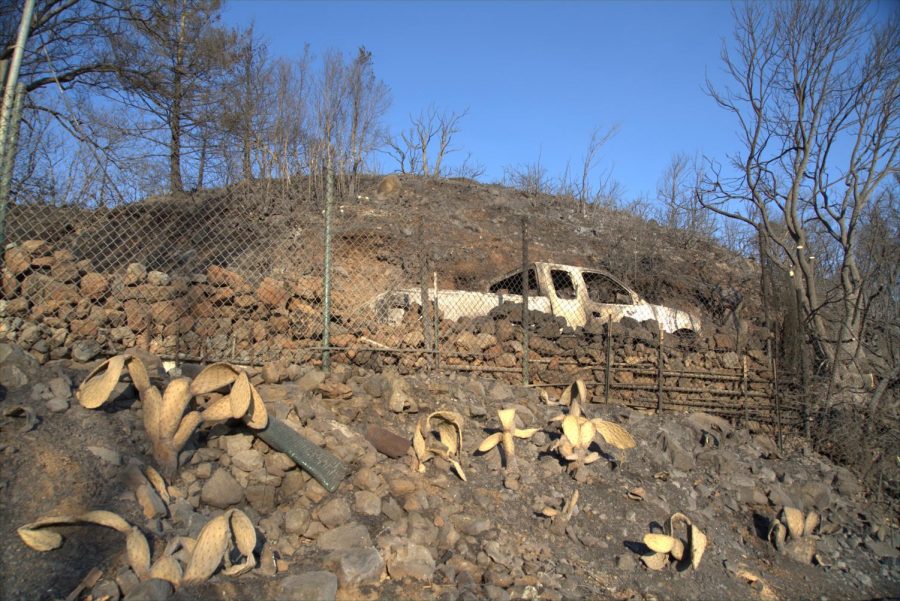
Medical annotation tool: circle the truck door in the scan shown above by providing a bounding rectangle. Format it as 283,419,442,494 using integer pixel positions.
582,270,649,324
539,264,588,328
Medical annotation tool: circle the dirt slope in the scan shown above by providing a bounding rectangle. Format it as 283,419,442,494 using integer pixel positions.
0,344,897,601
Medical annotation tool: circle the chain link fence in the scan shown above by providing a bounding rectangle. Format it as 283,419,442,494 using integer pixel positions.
0,177,850,438
3,175,895,505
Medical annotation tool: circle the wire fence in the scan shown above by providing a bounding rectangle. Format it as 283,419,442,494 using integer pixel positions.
1,175,895,498
0,178,785,416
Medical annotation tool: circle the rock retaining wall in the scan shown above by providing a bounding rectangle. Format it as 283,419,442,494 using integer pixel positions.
1,240,791,425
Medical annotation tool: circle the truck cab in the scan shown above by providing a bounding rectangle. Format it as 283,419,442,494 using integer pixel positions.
488,262,701,334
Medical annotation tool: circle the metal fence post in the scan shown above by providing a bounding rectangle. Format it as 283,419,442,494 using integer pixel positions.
0,82,23,250
322,161,334,372
0,0,35,253
521,216,530,386
433,271,440,371
418,220,433,367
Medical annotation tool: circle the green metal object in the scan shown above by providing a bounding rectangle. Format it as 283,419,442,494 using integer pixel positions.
254,417,347,493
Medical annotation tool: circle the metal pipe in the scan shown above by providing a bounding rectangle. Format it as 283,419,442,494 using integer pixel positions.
0,0,34,253
0,82,24,243
418,220,432,367
254,418,346,492
322,159,334,371
433,271,440,371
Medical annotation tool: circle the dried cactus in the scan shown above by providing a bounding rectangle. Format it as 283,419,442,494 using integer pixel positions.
17,510,132,552
554,415,599,481
540,489,579,535
549,380,588,422
78,355,199,475
640,512,708,571
20,505,257,588
478,408,539,490
413,410,467,481
558,379,588,406
768,507,820,564
549,381,635,481
191,364,268,429
183,508,257,583
77,356,268,476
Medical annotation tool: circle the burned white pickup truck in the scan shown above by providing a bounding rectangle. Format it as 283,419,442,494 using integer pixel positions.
374,262,702,335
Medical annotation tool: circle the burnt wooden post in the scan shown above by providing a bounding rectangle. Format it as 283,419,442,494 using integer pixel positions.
769,337,783,449
521,216,530,386
656,327,664,413
741,354,749,425
604,315,612,403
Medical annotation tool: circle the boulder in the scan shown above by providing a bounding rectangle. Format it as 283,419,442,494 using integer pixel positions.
278,572,337,601
200,469,244,508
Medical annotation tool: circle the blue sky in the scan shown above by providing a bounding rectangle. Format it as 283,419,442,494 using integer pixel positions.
221,0,890,202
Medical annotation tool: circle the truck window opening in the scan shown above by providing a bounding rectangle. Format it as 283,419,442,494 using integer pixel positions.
550,270,577,300
583,271,629,304
489,269,538,295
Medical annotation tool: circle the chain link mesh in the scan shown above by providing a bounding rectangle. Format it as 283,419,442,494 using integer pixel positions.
3,178,894,502
0,180,818,438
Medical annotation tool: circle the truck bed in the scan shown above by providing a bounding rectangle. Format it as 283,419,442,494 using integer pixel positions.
374,289,552,324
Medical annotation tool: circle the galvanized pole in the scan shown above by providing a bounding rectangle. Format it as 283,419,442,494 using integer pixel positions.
0,0,35,253
0,82,24,247
521,216,530,386
322,158,334,371
433,271,440,370
418,220,433,366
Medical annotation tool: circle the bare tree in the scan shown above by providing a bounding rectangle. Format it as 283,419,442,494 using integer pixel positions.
245,50,311,185
704,1,899,387
310,48,349,196
346,46,390,193
502,150,552,196
2,0,129,205
658,152,691,228
109,0,239,193
577,124,619,215
448,152,485,180
384,131,414,174
657,152,714,241
217,24,270,182
392,104,468,177
1,0,120,96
